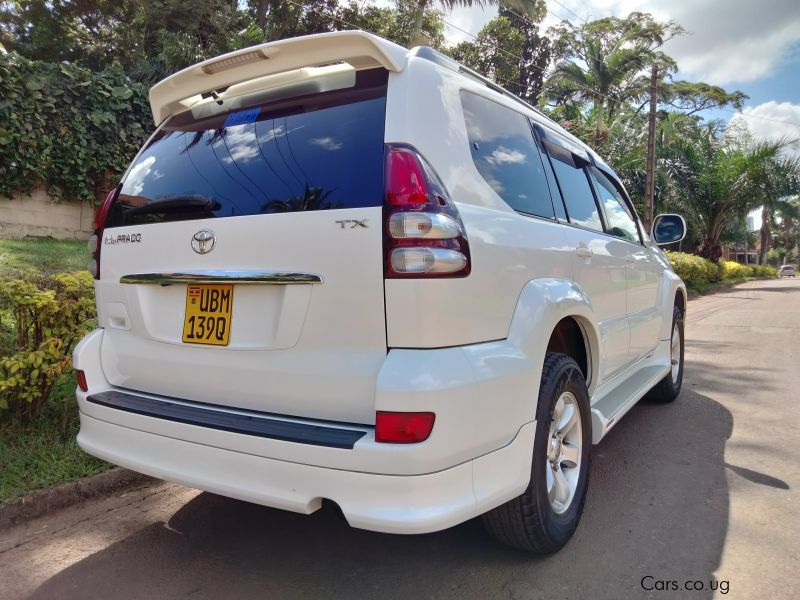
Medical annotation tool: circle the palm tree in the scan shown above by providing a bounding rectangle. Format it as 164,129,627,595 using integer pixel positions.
548,38,651,146
745,145,800,264
671,134,800,261
409,0,541,47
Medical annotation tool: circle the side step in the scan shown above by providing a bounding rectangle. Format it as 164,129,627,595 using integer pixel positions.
590,360,670,444
86,390,367,449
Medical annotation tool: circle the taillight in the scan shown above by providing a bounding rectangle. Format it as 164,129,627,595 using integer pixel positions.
384,145,470,278
375,411,435,443
75,369,88,393
88,186,119,279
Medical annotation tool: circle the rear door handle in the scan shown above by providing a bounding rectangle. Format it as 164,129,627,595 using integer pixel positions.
576,247,593,259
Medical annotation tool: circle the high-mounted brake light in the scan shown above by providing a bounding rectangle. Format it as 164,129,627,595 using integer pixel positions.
375,411,435,443
88,186,119,279
384,145,470,278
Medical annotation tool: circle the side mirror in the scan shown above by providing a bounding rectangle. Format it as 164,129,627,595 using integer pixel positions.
652,214,686,245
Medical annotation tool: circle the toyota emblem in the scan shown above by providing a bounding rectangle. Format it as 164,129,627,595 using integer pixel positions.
191,230,216,254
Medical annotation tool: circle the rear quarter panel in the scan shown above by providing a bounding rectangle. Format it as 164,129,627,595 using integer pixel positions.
383,57,573,348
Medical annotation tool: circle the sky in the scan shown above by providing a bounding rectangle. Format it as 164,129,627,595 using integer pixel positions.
443,0,800,155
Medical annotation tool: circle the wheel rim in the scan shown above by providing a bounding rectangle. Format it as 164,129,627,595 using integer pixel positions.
670,322,681,383
546,391,583,514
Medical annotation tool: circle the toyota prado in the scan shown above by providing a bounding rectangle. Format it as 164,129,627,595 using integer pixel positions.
74,31,688,553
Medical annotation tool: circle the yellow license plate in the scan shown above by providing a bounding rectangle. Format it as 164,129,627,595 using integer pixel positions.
182,285,233,346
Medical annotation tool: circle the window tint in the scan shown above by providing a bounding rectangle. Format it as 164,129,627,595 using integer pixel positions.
590,167,641,243
460,91,555,219
106,70,387,228
549,156,603,232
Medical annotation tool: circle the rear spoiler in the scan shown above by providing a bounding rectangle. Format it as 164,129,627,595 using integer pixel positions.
149,30,409,125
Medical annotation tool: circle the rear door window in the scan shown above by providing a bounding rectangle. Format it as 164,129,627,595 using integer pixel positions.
107,69,388,228
460,91,555,220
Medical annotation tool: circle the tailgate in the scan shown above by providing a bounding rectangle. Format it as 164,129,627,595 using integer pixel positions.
95,69,388,424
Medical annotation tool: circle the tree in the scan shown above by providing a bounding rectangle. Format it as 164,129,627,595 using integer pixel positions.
409,0,540,47
673,133,800,261
0,0,142,70
449,2,550,105
546,13,683,147
663,81,747,116
339,0,445,50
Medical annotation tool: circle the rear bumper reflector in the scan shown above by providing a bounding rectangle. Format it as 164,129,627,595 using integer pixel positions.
86,390,366,449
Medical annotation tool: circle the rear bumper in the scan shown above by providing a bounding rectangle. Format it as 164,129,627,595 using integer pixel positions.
78,412,535,534
73,327,539,533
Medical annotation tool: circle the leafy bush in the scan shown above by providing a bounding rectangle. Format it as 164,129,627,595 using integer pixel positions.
0,53,150,201
667,252,777,287
0,272,96,419
664,251,720,288
719,260,753,280
752,265,778,277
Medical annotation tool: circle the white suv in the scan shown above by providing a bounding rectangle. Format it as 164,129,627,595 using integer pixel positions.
74,31,687,553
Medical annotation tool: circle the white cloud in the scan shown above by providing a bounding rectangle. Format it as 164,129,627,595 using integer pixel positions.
221,127,259,164
122,156,156,196
443,6,496,44
728,101,800,159
486,147,527,165
309,137,343,151
442,0,800,86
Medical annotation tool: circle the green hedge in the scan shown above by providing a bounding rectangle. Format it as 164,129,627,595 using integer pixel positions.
0,53,151,201
752,265,777,277
664,252,719,288
665,252,777,288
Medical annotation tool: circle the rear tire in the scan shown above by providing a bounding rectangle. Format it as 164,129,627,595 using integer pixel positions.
646,305,684,403
482,352,591,553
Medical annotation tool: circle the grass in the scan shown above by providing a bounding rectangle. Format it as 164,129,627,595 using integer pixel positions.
0,237,108,505
0,237,90,276
0,376,108,504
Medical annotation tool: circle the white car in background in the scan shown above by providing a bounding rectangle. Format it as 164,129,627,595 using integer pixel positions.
74,31,687,553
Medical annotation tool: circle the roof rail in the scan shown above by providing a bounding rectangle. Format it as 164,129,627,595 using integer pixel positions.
149,30,408,124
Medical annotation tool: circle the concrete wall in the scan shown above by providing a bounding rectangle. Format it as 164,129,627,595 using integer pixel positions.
0,188,95,240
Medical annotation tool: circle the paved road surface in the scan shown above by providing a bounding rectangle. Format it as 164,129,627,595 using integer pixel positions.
2,278,799,599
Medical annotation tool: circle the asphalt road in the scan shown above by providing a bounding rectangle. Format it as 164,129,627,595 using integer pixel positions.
2,278,799,600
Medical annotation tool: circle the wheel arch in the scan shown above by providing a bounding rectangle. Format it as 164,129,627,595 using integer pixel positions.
545,316,595,391
507,278,601,396
675,287,687,315
659,269,688,340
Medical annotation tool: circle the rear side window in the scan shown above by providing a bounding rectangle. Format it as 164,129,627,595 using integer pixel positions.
460,91,555,219
549,156,604,232
107,69,388,228
589,167,641,244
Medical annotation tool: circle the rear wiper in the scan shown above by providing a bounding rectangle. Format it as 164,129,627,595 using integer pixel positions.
125,195,220,215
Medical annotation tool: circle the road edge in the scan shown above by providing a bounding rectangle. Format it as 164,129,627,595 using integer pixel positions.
0,468,156,530
686,276,777,300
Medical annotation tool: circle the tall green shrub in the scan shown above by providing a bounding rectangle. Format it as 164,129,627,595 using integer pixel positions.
0,53,151,201
664,251,720,288
0,272,96,419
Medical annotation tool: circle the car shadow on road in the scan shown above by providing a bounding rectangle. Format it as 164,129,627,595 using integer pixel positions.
29,388,736,600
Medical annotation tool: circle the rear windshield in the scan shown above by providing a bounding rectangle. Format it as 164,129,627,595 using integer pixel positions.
106,69,388,228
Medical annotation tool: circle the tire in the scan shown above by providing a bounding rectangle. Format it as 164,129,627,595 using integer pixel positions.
646,305,684,403
483,352,591,553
